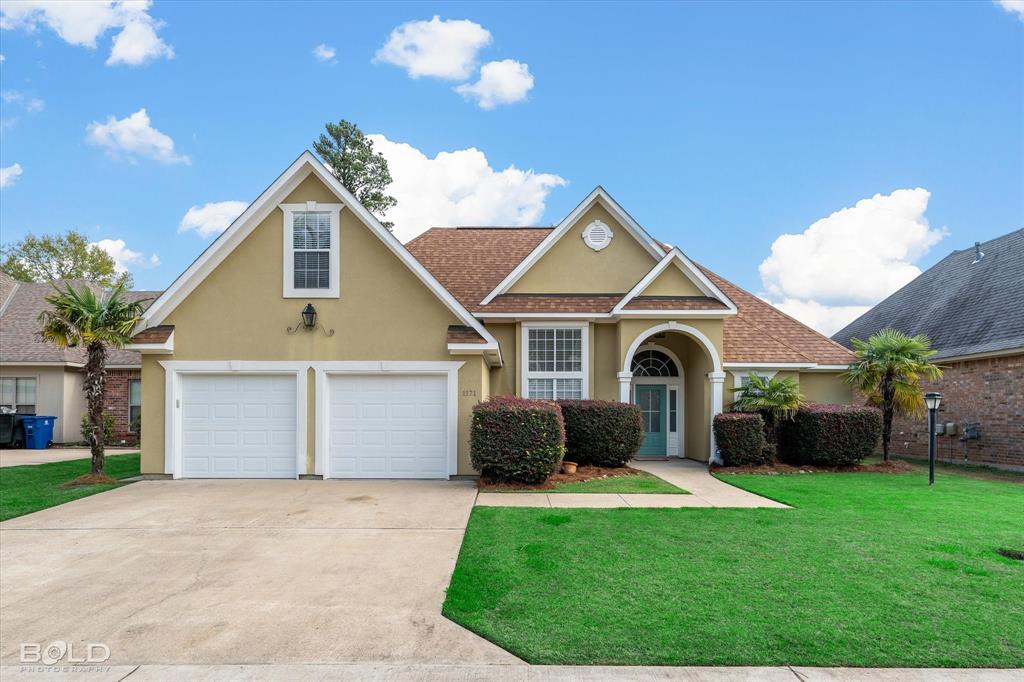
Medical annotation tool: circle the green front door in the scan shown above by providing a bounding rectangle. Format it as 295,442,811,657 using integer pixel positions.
636,384,667,456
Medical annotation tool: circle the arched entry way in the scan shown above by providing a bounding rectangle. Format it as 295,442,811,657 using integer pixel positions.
618,322,726,463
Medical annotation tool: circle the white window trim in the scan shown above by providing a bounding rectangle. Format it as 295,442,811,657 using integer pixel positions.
520,321,590,399
0,375,38,413
281,202,343,298
731,369,778,389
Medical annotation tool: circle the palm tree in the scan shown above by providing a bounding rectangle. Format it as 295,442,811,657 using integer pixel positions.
731,373,805,449
39,283,144,479
842,328,943,462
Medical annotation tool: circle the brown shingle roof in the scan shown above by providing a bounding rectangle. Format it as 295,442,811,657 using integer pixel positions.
405,227,854,366
623,296,729,311
405,228,550,311
0,278,163,367
701,268,855,365
130,325,174,345
447,325,486,344
483,294,623,313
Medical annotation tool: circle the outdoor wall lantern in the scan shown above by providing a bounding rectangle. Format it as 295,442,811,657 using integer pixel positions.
287,303,334,337
924,392,942,485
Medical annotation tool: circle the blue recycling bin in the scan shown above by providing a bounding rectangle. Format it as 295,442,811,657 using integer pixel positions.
22,416,56,449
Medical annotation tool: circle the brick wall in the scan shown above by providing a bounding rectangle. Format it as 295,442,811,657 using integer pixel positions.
888,353,1023,470
102,368,141,446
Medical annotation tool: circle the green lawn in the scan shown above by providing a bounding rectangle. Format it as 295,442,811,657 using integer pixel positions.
496,471,687,494
444,467,1024,667
0,453,140,522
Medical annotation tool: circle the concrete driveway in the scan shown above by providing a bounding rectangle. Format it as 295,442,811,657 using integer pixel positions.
0,479,520,666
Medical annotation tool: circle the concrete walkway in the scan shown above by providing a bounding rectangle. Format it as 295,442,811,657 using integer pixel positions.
1,663,1017,680
476,459,788,509
0,447,137,467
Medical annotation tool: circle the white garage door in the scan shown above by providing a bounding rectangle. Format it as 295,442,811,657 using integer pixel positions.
181,374,297,478
328,374,448,479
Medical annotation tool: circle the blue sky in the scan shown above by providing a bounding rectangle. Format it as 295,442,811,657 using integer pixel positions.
1,1,1021,334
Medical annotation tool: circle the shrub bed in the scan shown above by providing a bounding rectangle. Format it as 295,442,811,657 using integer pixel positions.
471,396,565,483
780,404,882,467
713,412,769,466
558,400,644,467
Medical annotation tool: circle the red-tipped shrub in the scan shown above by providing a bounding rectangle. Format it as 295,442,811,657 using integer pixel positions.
713,412,769,466
558,400,644,467
470,396,565,483
779,404,882,467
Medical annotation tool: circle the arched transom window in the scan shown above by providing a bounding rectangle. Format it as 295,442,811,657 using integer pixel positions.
631,349,678,377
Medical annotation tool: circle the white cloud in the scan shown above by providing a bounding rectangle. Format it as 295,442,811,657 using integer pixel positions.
312,43,336,63
0,163,23,188
89,238,158,273
107,18,174,65
178,200,247,238
367,134,566,242
995,0,1024,20
0,0,173,66
758,188,946,336
374,16,491,80
2,89,44,111
455,59,533,109
86,108,190,164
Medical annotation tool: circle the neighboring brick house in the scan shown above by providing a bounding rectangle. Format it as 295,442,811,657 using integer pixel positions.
0,270,159,445
833,229,1024,470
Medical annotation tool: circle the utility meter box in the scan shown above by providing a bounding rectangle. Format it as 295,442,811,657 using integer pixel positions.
945,422,958,436
935,422,946,435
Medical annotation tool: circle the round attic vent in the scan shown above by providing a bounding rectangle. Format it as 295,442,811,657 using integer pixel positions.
582,220,613,251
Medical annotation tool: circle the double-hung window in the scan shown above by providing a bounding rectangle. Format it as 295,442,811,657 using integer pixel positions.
522,324,588,400
0,377,36,414
281,203,342,297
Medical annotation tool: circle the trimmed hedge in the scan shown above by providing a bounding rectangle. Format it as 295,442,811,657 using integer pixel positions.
713,412,769,466
780,404,882,467
558,400,644,467
470,396,565,483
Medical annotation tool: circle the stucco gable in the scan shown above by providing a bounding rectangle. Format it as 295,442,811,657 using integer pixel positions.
613,248,736,315
482,187,666,303
507,203,660,295
138,152,495,348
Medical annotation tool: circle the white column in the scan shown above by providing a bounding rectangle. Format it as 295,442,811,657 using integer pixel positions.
708,371,726,464
617,371,633,402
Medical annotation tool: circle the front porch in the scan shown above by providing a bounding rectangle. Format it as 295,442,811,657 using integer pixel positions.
617,322,726,462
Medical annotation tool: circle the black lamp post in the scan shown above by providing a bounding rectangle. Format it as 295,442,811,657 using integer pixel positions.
924,392,942,485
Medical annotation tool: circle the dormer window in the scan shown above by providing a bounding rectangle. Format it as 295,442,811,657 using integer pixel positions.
281,202,342,297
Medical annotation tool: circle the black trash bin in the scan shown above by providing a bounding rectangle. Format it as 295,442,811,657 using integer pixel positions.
0,413,27,448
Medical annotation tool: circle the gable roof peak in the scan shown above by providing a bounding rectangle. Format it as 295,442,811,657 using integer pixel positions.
479,185,666,305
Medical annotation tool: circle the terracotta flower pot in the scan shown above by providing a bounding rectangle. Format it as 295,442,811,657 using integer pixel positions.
562,461,578,475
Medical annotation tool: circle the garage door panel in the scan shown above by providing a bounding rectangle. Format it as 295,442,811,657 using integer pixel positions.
328,374,448,479
181,374,297,479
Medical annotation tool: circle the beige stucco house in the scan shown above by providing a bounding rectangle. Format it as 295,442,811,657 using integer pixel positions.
129,152,854,479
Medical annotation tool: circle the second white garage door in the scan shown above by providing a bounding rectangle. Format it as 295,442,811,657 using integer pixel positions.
327,374,448,479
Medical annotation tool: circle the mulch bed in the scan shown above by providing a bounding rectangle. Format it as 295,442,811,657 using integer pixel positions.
59,473,121,487
479,464,643,492
712,460,914,475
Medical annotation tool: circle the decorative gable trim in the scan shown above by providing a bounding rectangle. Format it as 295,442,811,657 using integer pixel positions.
613,248,737,315
480,186,666,305
138,151,496,346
